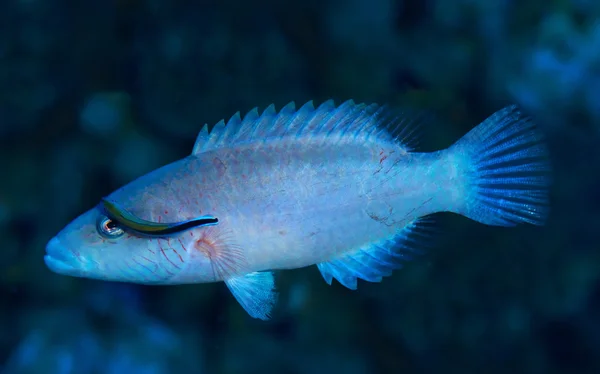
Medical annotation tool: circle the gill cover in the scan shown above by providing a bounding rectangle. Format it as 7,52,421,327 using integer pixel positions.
101,199,218,236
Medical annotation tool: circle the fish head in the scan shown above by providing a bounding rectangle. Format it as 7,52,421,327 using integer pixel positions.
44,201,203,284
45,158,224,284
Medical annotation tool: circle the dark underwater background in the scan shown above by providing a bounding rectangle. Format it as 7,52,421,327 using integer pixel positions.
1,0,599,373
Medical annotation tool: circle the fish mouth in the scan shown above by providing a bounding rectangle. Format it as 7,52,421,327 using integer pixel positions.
44,237,80,275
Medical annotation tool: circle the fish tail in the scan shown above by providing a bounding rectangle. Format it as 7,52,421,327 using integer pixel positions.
448,105,551,226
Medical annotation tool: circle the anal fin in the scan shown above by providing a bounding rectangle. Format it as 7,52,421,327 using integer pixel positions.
224,271,278,320
317,218,433,290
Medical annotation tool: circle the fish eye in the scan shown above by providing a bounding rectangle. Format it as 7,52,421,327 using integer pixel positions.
97,216,124,238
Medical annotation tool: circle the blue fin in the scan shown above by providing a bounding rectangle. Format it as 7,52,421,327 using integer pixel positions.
191,100,422,154
224,271,278,320
449,105,551,226
316,218,433,290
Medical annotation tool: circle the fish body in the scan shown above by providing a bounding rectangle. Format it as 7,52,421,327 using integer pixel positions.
45,100,551,320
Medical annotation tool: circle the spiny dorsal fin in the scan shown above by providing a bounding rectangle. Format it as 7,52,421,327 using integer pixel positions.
191,100,422,155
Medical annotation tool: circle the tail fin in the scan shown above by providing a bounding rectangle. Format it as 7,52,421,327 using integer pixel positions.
449,105,551,226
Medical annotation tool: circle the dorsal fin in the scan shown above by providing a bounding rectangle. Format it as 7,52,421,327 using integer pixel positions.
191,100,421,155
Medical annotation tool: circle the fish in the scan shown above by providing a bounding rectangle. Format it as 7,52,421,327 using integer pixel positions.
44,100,551,320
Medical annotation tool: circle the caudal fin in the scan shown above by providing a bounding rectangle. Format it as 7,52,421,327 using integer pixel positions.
449,105,551,226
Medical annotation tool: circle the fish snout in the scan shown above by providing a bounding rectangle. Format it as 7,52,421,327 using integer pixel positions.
44,237,81,275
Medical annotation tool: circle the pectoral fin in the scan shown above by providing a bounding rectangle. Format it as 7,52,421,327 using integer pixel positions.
224,271,278,320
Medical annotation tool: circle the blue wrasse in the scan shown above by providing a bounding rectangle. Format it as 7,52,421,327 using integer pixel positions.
45,100,551,320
